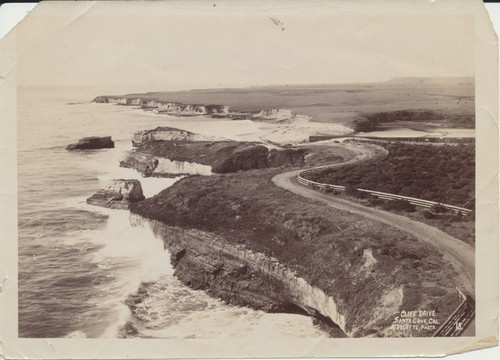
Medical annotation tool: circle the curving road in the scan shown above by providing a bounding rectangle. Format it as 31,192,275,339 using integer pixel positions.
272,142,475,296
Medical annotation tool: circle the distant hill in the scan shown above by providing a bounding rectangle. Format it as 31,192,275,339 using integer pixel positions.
384,76,474,86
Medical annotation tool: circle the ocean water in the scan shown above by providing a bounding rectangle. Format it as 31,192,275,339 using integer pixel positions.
17,86,326,339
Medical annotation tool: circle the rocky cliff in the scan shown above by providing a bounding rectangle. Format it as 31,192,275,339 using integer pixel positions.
87,179,145,209
129,213,347,337
129,170,462,337
121,128,307,176
93,96,300,122
121,142,306,176
120,150,213,177
120,152,159,177
252,108,295,122
93,96,229,116
132,127,226,147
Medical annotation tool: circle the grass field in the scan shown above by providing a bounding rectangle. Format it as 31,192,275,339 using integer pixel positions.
304,142,475,208
303,142,475,244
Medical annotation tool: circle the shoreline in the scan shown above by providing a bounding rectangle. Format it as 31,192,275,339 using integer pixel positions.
92,77,474,137
90,81,476,337
93,91,475,147
128,214,348,338
93,95,356,145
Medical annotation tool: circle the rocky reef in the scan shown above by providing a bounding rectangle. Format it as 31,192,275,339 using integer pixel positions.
66,136,114,150
87,179,145,210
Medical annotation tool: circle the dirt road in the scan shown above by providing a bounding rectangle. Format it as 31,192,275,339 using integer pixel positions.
272,143,475,296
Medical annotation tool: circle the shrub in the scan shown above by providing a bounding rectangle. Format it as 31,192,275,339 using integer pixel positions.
381,201,393,211
430,203,448,213
302,143,475,209
383,199,416,212
345,185,370,199
422,210,435,219
464,211,475,222
345,185,361,197
368,197,384,207
356,191,370,199
450,212,464,222
425,286,447,297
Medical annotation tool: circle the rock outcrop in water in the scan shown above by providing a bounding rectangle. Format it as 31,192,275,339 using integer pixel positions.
87,179,145,209
120,152,159,177
66,136,114,150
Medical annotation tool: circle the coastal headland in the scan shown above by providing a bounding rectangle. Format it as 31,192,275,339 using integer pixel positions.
94,77,474,136
127,142,469,337
93,78,475,337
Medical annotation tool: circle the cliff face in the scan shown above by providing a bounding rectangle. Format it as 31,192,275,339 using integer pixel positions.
269,148,307,167
130,214,347,337
93,96,229,116
252,108,295,122
120,151,159,177
132,127,226,147
87,179,145,209
93,96,300,122
121,128,307,176
122,142,306,175
211,145,270,173
120,150,212,177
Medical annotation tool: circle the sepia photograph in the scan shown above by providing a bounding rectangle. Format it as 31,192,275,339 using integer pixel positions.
0,0,498,358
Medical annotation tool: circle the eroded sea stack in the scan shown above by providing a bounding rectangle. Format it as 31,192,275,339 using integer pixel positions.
87,179,145,210
66,136,114,150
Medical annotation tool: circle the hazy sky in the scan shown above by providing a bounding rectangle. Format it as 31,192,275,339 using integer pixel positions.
16,1,475,90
